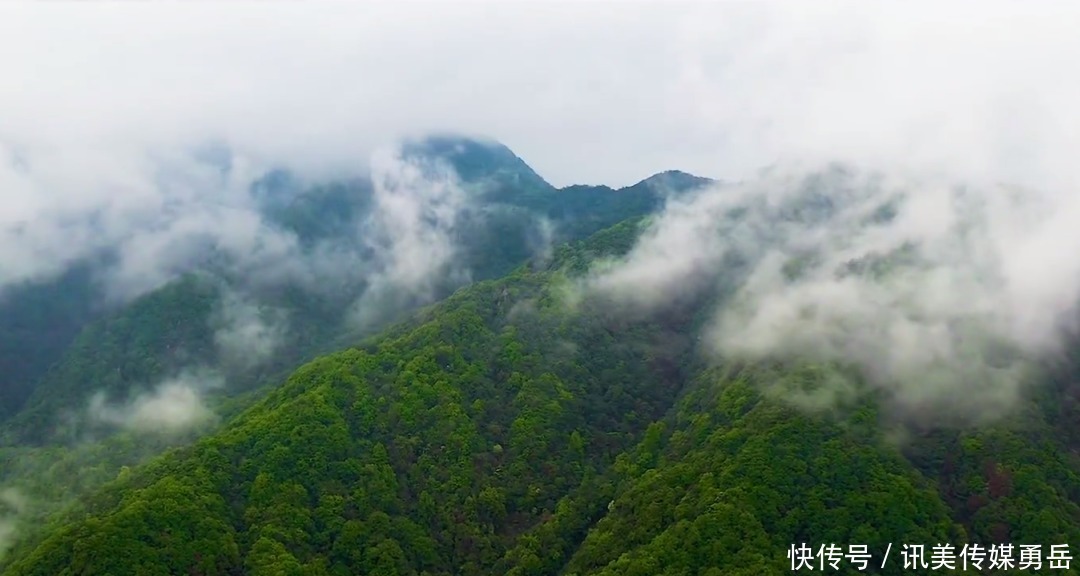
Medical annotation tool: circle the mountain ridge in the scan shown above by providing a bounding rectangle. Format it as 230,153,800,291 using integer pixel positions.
5,206,1079,575
0,134,715,442
3,142,1078,575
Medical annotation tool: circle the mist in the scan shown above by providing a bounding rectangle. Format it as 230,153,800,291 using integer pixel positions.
212,289,289,373
349,148,470,330
586,167,1080,423
0,488,24,562
4,3,1079,296
4,3,1080,424
87,370,224,435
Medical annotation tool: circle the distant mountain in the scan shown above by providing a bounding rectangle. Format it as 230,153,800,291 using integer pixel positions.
542,171,716,244
632,169,715,194
6,194,1079,575
401,134,554,196
3,153,1080,576
0,263,104,422
0,135,714,445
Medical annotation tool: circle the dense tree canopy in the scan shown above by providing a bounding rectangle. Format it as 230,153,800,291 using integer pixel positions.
1,141,1078,574
3,216,1079,575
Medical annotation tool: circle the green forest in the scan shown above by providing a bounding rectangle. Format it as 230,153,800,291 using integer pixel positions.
1,139,1078,575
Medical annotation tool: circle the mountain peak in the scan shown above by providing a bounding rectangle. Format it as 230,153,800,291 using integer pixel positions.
400,134,552,192
628,169,716,194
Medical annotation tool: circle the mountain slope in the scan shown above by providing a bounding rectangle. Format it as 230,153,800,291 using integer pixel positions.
0,136,714,443
401,134,554,197
2,221,693,574
0,262,105,421
1,274,219,445
0,137,718,566
5,153,1079,576
6,213,1078,575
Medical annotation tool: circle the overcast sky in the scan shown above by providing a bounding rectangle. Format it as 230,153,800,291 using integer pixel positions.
2,2,1077,189
4,1,1080,299
2,2,1080,433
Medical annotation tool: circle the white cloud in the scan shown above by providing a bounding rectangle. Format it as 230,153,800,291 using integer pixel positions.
87,371,223,435
212,290,288,372
0,487,26,562
4,2,1080,423
1,2,1077,186
586,166,1080,423
350,148,469,329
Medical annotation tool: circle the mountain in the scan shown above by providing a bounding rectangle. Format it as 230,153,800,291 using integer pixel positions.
3,146,1078,575
4,209,1079,575
400,134,554,197
0,136,713,445
0,135,718,564
0,262,104,422
632,170,714,194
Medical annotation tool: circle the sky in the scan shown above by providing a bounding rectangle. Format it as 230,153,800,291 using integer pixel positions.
3,2,1077,190
6,1,1080,556
4,2,1080,424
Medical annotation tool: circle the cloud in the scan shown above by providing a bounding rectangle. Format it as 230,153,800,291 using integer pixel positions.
3,2,1080,422
0,143,302,300
527,216,557,265
349,149,470,329
0,488,26,562
662,4,1080,192
586,166,1080,424
98,153,304,302
0,138,477,327
2,3,1071,186
212,290,288,372
2,3,1079,300
87,370,223,435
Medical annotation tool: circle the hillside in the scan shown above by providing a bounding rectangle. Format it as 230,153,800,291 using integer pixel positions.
0,136,714,444
0,262,104,422
0,137,720,566
7,4,1080,575
3,199,1079,574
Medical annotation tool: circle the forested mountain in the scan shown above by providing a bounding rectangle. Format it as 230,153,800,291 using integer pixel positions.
0,262,104,422
2,159,1079,574
0,136,723,567
0,136,714,444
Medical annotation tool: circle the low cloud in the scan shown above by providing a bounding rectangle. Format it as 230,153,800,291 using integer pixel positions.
585,166,1080,424
3,3,1079,317
0,488,26,562
0,145,285,300
527,216,557,265
87,370,223,435
212,289,288,372
0,138,480,341
4,3,1080,426
349,148,469,329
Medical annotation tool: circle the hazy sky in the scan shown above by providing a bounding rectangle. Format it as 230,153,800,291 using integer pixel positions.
4,1,1080,307
0,0,1078,464
7,3,1080,548
4,2,1078,189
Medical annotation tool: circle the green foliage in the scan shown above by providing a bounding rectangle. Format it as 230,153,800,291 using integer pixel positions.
1,274,220,445
2,153,1078,574
0,263,102,421
3,238,700,574
0,150,718,572
6,223,1077,574
0,143,708,441
562,372,958,576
